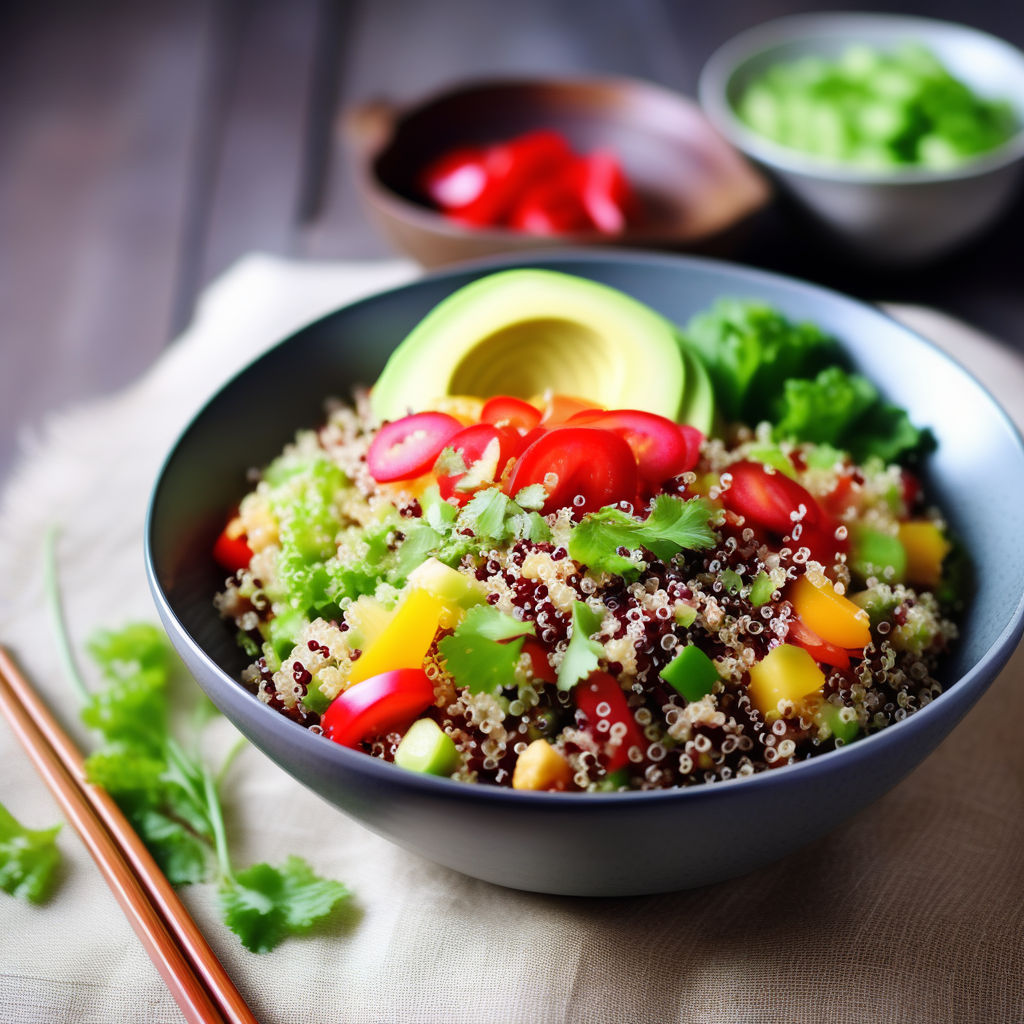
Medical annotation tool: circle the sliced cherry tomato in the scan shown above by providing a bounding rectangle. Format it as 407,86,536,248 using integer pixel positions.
451,130,574,227
568,409,699,484
536,393,603,426
213,519,252,573
321,669,435,748
506,426,637,515
678,425,704,472
366,411,462,483
575,671,646,772
719,460,823,536
522,637,556,685
434,423,521,503
419,146,488,211
480,395,542,433
579,150,635,235
786,617,851,671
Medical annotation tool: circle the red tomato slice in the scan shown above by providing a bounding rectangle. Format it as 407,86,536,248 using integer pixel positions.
321,669,435,748
786,617,851,671
419,146,488,211
451,130,575,227
720,460,823,536
366,412,463,483
575,671,645,772
434,423,521,503
568,409,699,484
480,395,542,433
213,524,252,573
506,426,637,515
579,150,635,235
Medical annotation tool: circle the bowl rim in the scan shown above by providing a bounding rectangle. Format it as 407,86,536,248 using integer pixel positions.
351,73,770,245
698,11,1024,186
145,246,1024,809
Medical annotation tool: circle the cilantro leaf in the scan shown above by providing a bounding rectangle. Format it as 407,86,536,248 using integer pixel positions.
0,803,61,904
438,605,535,695
460,489,513,539
569,496,717,580
557,601,605,692
219,855,351,953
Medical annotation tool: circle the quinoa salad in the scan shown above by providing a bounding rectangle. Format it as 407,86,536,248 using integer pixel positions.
214,271,962,793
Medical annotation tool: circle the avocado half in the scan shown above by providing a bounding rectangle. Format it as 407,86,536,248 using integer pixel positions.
370,269,690,423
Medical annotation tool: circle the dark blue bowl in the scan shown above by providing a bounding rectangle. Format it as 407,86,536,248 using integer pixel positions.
145,250,1024,896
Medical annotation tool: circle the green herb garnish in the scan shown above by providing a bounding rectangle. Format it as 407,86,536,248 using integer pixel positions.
568,495,717,580
437,605,535,696
0,803,61,904
44,528,350,952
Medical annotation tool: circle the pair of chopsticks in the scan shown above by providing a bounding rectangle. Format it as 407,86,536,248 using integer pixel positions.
0,646,258,1024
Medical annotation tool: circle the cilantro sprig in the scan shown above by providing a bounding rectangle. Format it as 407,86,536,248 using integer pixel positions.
43,527,350,952
437,605,535,696
568,495,718,580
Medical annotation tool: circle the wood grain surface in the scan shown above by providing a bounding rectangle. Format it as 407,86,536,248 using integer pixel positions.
2,0,1022,484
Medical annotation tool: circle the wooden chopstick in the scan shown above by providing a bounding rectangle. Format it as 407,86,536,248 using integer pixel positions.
0,646,258,1024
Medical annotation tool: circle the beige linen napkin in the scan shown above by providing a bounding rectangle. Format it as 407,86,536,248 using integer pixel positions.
0,255,1021,1024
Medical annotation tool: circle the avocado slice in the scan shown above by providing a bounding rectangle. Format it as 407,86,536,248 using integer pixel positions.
371,269,687,422
676,343,717,436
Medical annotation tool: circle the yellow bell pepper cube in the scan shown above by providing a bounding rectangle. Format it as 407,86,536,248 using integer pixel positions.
748,643,827,718
512,739,572,791
789,574,871,649
898,521,950,588
348,588,446,685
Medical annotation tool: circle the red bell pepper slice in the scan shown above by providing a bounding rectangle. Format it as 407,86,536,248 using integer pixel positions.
321,669,435,748
575,671,645,772
578,149,635,235
786,617,852,671
419,146,489,211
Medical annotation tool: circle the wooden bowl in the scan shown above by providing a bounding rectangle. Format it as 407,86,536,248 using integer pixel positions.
346,77,772,267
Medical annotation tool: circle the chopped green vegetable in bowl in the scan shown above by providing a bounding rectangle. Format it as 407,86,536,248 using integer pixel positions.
736,42,1018,171
698,14,1024,262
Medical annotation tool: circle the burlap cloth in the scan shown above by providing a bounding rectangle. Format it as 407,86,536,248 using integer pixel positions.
1,255,1021,1024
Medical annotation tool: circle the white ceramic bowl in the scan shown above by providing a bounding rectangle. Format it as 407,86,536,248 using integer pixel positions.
699,13,1024,264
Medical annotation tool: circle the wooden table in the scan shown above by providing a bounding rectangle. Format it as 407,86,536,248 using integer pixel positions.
3,0,1023,485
